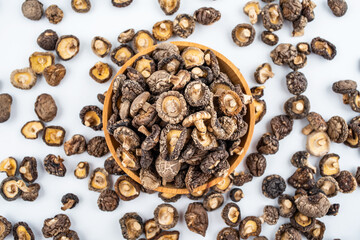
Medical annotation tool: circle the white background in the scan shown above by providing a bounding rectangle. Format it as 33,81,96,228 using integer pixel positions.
0,0,360,239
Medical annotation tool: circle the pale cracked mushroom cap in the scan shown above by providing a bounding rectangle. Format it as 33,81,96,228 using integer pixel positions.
306,131,330,157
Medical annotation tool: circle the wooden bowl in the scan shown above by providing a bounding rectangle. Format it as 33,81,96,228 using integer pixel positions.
103,41,255,194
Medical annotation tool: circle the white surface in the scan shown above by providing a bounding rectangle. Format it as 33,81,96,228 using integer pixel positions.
0,0,360,239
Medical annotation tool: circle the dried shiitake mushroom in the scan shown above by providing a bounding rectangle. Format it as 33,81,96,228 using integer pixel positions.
230,188,244,202
304,220,326,240
203,192,224,211
297,42,311,55
233,171,252,187
286,71,307,96
97,189,119,212
74,161,89,179
29,52,54,74
302,0,317,22
134,55,156,78
222,203,241,227
243,1,261,24
115,176,140,201
1,177,21,201
290,212,315,232
193,7,221,25
158,192,180,203
112,0,133,7
270,43,297,66
18,180,40,202
349,91,360,112
254,63,274,84
278,195,296,218
187,188,209,200
173,14,195,38
288,167,315,190
256,133,279,155
42,214,71,238
144,219,161,240
154,203,179,230
116,146,139,171
332,79,357,94
275,223,301,240
295,192,331,218
280,0,302,21
89,62,113,83
185,202,208,237
306,131,330,157
120,212,143,240
302,112,327,136
0,93,12,123
56,35,80,61
64,134,86,156
91,36,112,58
133,30,156,53
254,99,266,124
111,45,134,67
54,230,79,240
104,156,124,175
232,24,255,47
44,154,66,177
118,28,135,43
80,105,102,131
156,91,187,124
290,151,316,173
292,16,308,37
153,20,173,41
0,157,18,177
328,0,347,17
262,174,286,199
88,168,109,192
319,153,340,178
335,170,357,193
61,193,79,211
22,0,43,20
10,68,37,90
261,31,279,46
43,64,66,86
43,126,66,146
270,115,293,140
35,93,57,122
71,0,91,13
239,216,261,239
182,47,204,69
45,4,63,24
327,203,340,216
288,52,307,70
262,3,283,31
19,157,37,183
158,0,180,15
217,227,240,240
284,95,310,119
87,136,109,157
0,216,11,239
246,153,267,177
345,123,360,148
327,116,348,143
154,231,179,240
13,222,35,240
317,176,339,197
311,37,336,60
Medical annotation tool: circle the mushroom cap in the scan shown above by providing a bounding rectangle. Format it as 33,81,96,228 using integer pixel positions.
130,92,151,117
261,205,279,225
219,90,243,116
113,126,140,150
327,116,348,143
335,170,358,193
239,216,261,239
295,192,331,218
306,112,327,132
306,131,330,157
275,223,301,240
319,153,340,177
182,111,211,128
316,176,339,198
155,156,181,184
278,194,296,218
156,91,188,124
332,80,357,94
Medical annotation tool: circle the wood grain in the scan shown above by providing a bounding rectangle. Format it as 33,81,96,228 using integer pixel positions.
103,41,255,194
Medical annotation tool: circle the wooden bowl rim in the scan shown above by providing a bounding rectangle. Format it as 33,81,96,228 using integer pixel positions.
103,41,255,194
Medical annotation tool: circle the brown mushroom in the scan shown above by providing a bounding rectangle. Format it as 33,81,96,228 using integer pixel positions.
173,14,195,38
217,227,240,240
254,63,274,84
55,35,80,61
306,131,331,157
288,167,315,190
153,20,173,41
140,168,161,191
302,112,327,135
275,224,301,240
181,47,204,69
0,157,18,177
259,206,279,225
290,151,316,173
243,1,261,24
155,156,181,185
159,124,188,161
16,180,40,201
116,146,139,171
290,212,315,232
184,81,211,107
158,0,180,15
222,203,241,227
138,125,161,151
91,36,112,58
319,153,340,177
262,3,283,31
156,91,187,124
120,212,143,240
74,161,89,179
203,192,224,211
327,116,348,143
317,176,339,197
232,24,255,47
154,203,179,230
295,192,331,218
19,157,38,183
29,52,55,74
132,30,156,53
113,126,140,150
185,202,208,237
218,90,243,116
254,99,266,124
345,123,360,148
88,168,109,192
304,220,326,240
239,216,261,239
115,176,141,201
144,219,161,240
278,195,296,218
335,170,357,193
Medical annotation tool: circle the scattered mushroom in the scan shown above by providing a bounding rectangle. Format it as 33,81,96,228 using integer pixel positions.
230,188,244,202
275,223,301,240
328,0,348,17
173,14,195,38
115,176,140,201
306,131,331,157
262,174,286,199
311,37,336,60
74,161,89,179
185,202,208,237
0,216,11,239
13,222,35,240
284,95,310,119
61,193,79,211
158,0,180,15
243,2,261,24
262,3,283,31
203,192,224,211
290,212,315,232
295,192,331,218
19,157,38,183
1,177,22,201
222,203,241,227
327,116,348,143
120,212,143,240
193,7,221,25
261,31,279,46
42,214,71,238
56,35,80,61
88,168,109,192
97,189,119,212
290,151,316,173
319,153,340,177
10,68,37,90
335,170,357,193
239,216,261,239
22,0,43,20
71,0,91,13
317,176,339,197
278,194,296,218
259,205,279,225
232,24,255,47
0,157,18,177
254,63,274,84
154,203,179,230
44,154,66,177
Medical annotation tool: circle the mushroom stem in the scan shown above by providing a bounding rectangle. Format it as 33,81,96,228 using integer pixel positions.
16,180,30,193
135,148,142,157
321,181,333,193
194,120,207,133
61,199,75,211
142,102,152,112
138,125,151,136
248,8,258,24
302,125,314,135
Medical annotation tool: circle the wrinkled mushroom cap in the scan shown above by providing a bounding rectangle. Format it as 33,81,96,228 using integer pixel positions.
327,116,348,143
295,192,331,218
239,216,261,239
156,91,187,124
306,131,330,157
114,126,140,150
232,24,255,47
154,203,179,230
243,1,261,24
254,63,274,84
302,112,327,135
219,90,243,116
316,176,339,197
181,47,204,69
275,223,302,240
222,203,241,227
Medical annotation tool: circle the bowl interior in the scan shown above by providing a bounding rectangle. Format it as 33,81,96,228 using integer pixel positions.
103,41,255,194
